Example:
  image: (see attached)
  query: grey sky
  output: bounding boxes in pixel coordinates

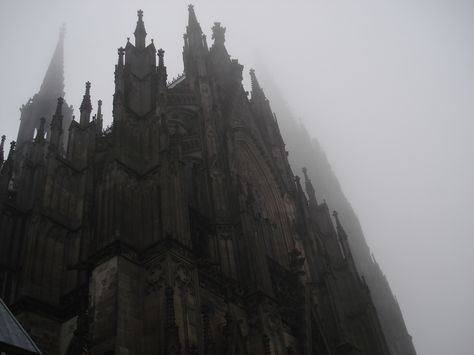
[0,1,473,354]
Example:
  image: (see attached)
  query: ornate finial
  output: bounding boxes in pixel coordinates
[118,47,125,66]
[118,47,125,57]
[1,135,5,145]
[212,22,226,45]
[134,9,147,48]
[97,100,103,116]
[157,48,165,67]
[127,37,130,42]
[187,4,202,35]
[85,81,91,94]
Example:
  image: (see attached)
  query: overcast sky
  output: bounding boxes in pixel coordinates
[0,1,473,354]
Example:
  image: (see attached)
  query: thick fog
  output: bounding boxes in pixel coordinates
[1,1,473,354]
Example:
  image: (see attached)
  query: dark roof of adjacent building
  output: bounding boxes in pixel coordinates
[0,298,42,354]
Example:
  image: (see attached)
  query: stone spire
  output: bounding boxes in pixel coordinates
[302,167,318,207]
[187,4,202,35]
[96,100,103,133]
[134,9,147,49]
[79,82,92,126]
[39,24,66,100]
[183,5,208,77]
[16,25,70,149]
[184,5,205,51]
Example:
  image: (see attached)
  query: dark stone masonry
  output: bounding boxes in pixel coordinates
[0,6,415,355]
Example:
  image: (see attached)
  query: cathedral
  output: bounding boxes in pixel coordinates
[0,6,413,355]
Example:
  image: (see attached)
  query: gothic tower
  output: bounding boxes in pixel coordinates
[0,7,393,355]
[15,25,73,173]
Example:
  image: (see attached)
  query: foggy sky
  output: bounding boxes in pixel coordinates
[1,1,473,354]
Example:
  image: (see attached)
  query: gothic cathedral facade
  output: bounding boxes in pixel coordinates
[0,7,391,355]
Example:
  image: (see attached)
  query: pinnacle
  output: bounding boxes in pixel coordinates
[80,81,92,114]
[134,9,147,48]
[188,4,200,28]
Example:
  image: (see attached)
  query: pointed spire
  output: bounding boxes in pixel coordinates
[34,117,46,143]
[96,100,103,133]
[187,4,202,34]
[302,167,318,206]
[212,22,226,47]
[39,24,66,99]
[184,4,205,52]
[0,135,5,165]
[49,97,64,154]
[79,82,92,126]
[183,5,208,76]
[134,9,147,49]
